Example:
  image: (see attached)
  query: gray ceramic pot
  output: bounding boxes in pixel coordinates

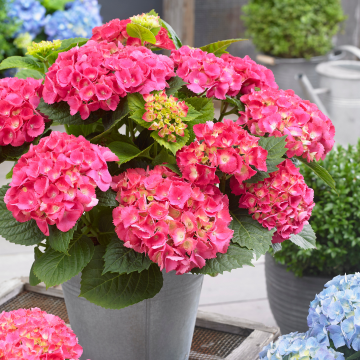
[62,271,204,360]
[265,253,331,335]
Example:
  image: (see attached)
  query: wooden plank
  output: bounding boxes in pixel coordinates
[225,330,274,360]
[182,0,194,47]
[196,310,279,335]
[0,278,24,306]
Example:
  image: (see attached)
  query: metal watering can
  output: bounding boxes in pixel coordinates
[298,45,360,146]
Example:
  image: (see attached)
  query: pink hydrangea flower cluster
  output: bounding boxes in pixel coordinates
[112,166,234,274]
[43,40,175,120]
[4,131,118,236]
[231,159,315,243]
[91,17,176,50]
[170,46,277,100]
[142,91,189,142]
[0,308,83,360]
[0,77,47,147]
[176,119,268,186]
[238,88,335,162]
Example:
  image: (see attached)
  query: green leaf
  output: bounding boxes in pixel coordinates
[290,224,317,250]
[95,188,118,208]
[345,351,360,360]
[182,97,215,143]
[0,56,44,72]
[151,129,189,156]
[29,247,44,286]
[1,142,30,161]
[271,243,282,253]
[225,96,245,111]
[128,93,146,112]
[0,185,45,246]
[58,37,88,50]
[159,163,181,175]
[5,165,14,179]
[15,69,44,79]
[230,208,274,259]
[37,98,103,125]
[108,141,153,164]
[192,243,254,275]
[48,224,77,253]
[126,23,157,44]
[152,148,176,166]
[97,208,115,246]
[166,76,187,96]
[295,156,336,191]
[258,135,288,173]
[103,238,152,275]
[129,109,152,129]
[200,39,246,57]
[147,9,159,16]
[33,234,94,288]
[65,122,103,138]
[80,246,163,309]
[159,19,182,49]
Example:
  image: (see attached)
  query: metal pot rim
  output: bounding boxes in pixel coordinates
[316,60,360,80]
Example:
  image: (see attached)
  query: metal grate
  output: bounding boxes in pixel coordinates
[189,326,252,359]
[0,291,252,359]
[0,291,69,324]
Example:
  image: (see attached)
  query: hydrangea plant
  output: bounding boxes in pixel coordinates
[0,11,337,309]
[260,332,345,360]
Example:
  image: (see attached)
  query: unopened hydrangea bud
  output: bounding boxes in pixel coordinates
[142,90,189,143]
[27,39,62,57]
[130,13,160,30]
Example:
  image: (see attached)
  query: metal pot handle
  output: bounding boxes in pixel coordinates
[330,45,360,60]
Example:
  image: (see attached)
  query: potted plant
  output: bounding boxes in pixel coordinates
[242,0,346,98]
[266,142,360,335]
[0,10,338,360]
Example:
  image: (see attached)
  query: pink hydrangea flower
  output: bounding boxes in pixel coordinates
[4,131,118,236]
[43,40,175,120]
[0,77,48,147]
[238,88,335,162]
[170,46,277,100]
[176,119,268,186]
[231,159,315,243]
[0,308,83,360]
[91,17,176,50]
[111,166,234,274]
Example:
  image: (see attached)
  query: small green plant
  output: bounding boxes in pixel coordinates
[274,141,360,277]
[242,0,346,58]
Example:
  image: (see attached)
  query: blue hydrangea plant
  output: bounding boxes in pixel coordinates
[259,332,345,360]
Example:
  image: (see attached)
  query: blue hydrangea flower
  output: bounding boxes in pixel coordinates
[308,273,360,353]
[259,332,345,360]
[7,0,46,38]
[44,0,102,40]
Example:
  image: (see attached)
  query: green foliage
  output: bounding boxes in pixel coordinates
[200,39,245,57]
[159,19,182,49]
[0,56,45,72]
[80,246,163,309]
[95,188,118,208]
[33,233,94,287]
[126,23,157,45]
[108,142,153,164]
[274,143,360,277]
[48,224,77,253]
[242,0,346,58]
[15,69,44,79]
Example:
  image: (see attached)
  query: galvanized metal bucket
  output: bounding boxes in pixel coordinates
[62,271,204,360]
[298,45,360,146]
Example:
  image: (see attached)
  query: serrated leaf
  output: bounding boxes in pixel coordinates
[127,93,146,112]
[0,185,45,245]
[37,98,103,125]
[0,56,44,72]
[103,238,152,275]
[147,9,159,16]
[230,209,274,259]
[108,141,153,164]
[58,37,88,50]
[33,234,94,288]
[289,224,316,250]
[245,171,269,184]
[159,163,181,175]
[95,188,118,207]
[29,247,43,286]
[126,23,157,44]
[166,76,187,96]
[1,142,30,160]
[225,96,245,111]
[65,122,103,138]
[80,246,163,309]
[97,208,115,246]
[192,243,254,275]
[159,19,182,49]
[48,224,77,253]
[271,243,282,253]
[152,148,176,166]
[151,129,189,156]
[15,69,44,79]
[258,135,287,173]
[183,97,215,143]
[200,39,246,57]
[295,155,336,191]
[129,109,152,129]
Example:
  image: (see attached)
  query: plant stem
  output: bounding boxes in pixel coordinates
[153,142,158,158]
[220,174,226,193]
[81,215,98,238]
[128,119,135,142]
[218,102,229,123]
